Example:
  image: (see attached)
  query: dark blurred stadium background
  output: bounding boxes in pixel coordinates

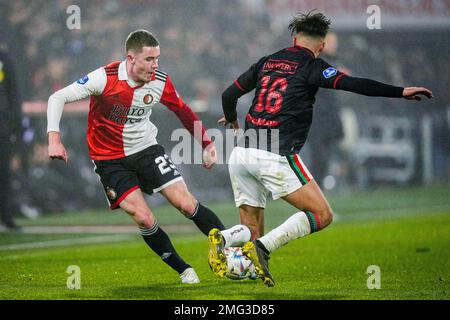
[1,0,449,218]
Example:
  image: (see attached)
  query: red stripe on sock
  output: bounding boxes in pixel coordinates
[311,211,321,231]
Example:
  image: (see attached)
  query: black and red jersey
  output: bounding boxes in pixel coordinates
[222,45,404,155]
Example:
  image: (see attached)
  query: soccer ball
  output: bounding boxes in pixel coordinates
[224,247,257,280]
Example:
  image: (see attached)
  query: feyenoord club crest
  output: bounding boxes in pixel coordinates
[143,94,153,105]
[106,187,117,200]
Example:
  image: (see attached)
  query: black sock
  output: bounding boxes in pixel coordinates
[256,240,270,255]
[187,202,225,235]
[140,223,190,274]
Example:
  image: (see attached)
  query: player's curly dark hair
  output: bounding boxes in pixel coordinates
[288,11,331,38]
[126,29,159,53]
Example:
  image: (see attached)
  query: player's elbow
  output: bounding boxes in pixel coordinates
[222,83,242,102]
[48,89,65,107]
[222,91,239,121]
[48,92,57,105]
[221,90,234,105]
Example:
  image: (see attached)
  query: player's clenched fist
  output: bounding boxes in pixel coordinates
[202,143,217,169]
[48,131,68,163]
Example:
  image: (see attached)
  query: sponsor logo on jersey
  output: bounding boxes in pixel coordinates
[108,104,146,125]
[246,114,280,127]
[322,67,337,79]
[263,59,299,74]
[76,75,89,85]
[106,187,117,200]
[143,94,154,105]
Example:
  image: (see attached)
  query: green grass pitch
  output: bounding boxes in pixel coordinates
[0,185,449,300]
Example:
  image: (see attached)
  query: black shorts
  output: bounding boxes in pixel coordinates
[93,144,183,209]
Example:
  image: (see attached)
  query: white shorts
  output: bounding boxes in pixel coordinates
[228,147,314,208]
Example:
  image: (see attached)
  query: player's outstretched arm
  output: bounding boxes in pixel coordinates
[402,87,434,101]
[309,59,434,101]
[333,76,434,100]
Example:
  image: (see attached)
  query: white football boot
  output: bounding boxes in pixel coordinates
[180,267,200,284]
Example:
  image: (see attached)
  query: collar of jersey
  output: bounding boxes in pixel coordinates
[294,45,315,58]
[118,60,155,88]
[118,60,128,81]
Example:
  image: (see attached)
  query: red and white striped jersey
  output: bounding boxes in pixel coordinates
[47,60,211,160]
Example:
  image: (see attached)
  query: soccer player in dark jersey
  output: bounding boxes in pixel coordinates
[207,12,433,286]
[47,30,240,284]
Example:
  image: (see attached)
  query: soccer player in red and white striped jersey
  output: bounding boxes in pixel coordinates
[47,30,226,284]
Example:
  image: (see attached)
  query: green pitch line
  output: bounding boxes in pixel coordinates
[0,212,448,300]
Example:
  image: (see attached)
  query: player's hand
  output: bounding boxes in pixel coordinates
[202,143,217,169]
[402,87,433,101]
[218,117,240,135]
[48,132,68,163]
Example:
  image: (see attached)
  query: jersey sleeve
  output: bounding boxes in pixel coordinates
[160,74,212,149]
[306,58,346,89]
[47,67,106,132]
[234,61,259,93]
[307,58,404,97]
[222,59,263,122]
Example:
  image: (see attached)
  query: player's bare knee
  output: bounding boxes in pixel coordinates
[178,197,198,217]
[128,208,154,228]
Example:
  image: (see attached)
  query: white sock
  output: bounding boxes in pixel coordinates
[258,211,311,253]
[221,224,251,248]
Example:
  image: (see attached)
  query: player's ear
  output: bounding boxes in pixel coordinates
[318,41,325,54]
[126,52,135,64]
